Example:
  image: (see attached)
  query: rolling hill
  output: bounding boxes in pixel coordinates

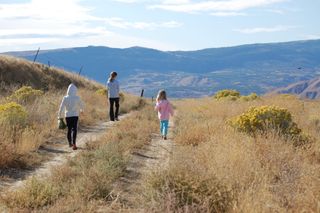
[274,76,320,99]
[3,39,320,98]
[0,55,102,94]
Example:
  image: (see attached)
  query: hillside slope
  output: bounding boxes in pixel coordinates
[274,76,320,99]
[3,39,320,97]
[0,55,101,94]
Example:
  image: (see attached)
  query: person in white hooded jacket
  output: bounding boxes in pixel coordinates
[58,83,84,150]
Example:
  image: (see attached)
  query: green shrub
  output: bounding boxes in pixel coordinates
[229,105,311,145]
[0,102,27,126]
[9,86,43,104]
[240,93,259,101]
[214,89,240,100]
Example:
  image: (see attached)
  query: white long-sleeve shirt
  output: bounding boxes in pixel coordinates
[107,79,120,98]
[58,84,85,118]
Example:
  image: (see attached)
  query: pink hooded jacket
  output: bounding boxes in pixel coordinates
[155,100,174,120]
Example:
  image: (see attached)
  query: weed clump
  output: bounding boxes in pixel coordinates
[9,86,43,104]
[1,177,61,209]
[240,93,259,101]
[147,169,232,212]
[95,88,107,96]
[0,102,27,126]
[229,105,311,145]
[214,89,240,100]
[214,90,260,101]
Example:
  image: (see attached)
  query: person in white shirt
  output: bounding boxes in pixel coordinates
[106,71,120,121]
[58,83,84,150]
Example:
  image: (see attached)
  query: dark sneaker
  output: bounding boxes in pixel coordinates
[164,136,167,140]
[72,144,78,150]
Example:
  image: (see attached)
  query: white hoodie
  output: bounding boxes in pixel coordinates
[58,84,85,118]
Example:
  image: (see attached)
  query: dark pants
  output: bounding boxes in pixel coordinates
[109,98,120,121]
[66,116,78,145]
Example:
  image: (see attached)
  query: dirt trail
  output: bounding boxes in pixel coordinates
[0,114,129,194]
[108,120,175,211]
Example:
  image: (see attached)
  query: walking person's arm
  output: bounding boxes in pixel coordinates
[79,98,85,115]
[58,97,66,119]
[155,101,161,111]
[116,80,120,97]
[169,103,174,116]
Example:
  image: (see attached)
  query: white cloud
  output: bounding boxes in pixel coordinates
[210,12,247,16]
[111,0,159,4]
[104,18,182,30]
[0,0,96,24]
[0,0,181,52]
[303,34,320,40]
[234,25,296,34]
[162,0,191,4]
[148,0,288,13]
[265,9,285,14]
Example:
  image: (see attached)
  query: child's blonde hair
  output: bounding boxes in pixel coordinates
[156,90,167,102]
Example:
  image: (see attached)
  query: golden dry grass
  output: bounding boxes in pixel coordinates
[0,55,101,93]
[0,104,159,212]
[144,95,320,212]
[0,55,142,169]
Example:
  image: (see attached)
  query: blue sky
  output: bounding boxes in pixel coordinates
[0,0,319,52]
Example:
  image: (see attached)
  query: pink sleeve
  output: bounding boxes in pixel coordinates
[155,102,160,111]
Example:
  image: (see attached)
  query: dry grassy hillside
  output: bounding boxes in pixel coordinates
[0,56,141,169]
[0,55,101,94]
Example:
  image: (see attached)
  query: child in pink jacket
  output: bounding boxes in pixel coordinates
[155,90,174,140]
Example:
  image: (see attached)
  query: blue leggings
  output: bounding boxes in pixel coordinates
[160,120,169,136]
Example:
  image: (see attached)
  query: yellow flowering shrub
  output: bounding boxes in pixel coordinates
[214,89,240,100]
[0,102,27,126]
[9,86,43,104]
[95,88,107,96]
[240,93,259,101]
[229,105,310,145]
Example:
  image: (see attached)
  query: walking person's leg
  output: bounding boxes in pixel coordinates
[66,117,73,147]
[160,120,165,138]
[109,98,115,121]
[71,117,79,148]
[163,120,169,140]
[115,98,120,120]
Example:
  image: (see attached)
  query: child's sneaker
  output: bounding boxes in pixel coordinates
[164,136,167,140]
[72,144,78,150]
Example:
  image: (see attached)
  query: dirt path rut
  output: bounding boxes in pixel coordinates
[108,121,175,211]
[0,114,129,193]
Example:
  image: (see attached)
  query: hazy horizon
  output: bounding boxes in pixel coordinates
[2,38,319,54]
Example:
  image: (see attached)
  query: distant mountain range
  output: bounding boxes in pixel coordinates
[2,39,320,98]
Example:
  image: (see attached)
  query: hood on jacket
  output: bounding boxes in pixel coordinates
[66,84,77,96]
